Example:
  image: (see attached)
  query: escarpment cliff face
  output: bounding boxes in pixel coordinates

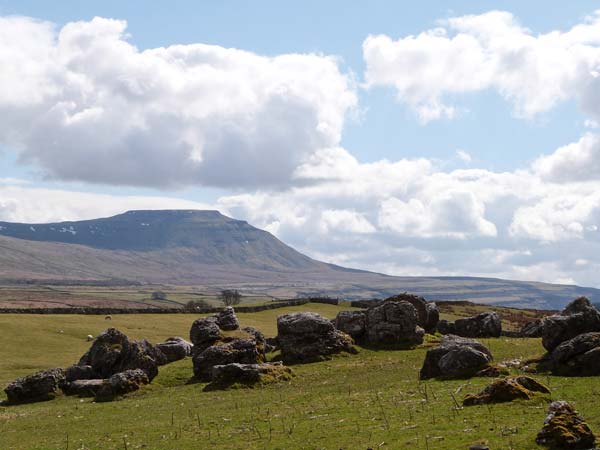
[0,209,598,308]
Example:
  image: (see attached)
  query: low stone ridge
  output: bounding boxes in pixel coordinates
[541,297,600,352]
[156,336,193,364]
[382,293,439,333]
[463,376,550,406]
[536,401,596,449]
[451,312,502,338]
[420,335,493,380]
[548,332,600,376]
[277,312,357,364]
[4,368,65,404]
[77,328,166,381]
[205,362,293,390]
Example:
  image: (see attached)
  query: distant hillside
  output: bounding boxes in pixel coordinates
[0,210,598,309]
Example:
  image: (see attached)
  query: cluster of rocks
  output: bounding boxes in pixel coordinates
[420,335,493,380]
[437,311,502,338]
[334,295,439,349]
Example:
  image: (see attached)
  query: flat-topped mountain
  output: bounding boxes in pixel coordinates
[0,210,598,309]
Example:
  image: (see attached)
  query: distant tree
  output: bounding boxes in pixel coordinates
[151,291,167,301]
[219,289,242,306]
[185,299,211,311]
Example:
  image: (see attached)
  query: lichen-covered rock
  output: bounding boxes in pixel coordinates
[549,332,600,376]
[193,337,264,381]
[4,368,65,404]
[205,362,293,390]
[94,369,150,402]
[156,336,193,364]
[77,328,165,381]
[333,310,367,340]
[365,302,424,348]
[420,335,492,380]
[383,293,439,333]
[454,312,502,338]
[189,316,222,353]
[65,364,98,382]
[463,376,550,406]
[277,312,357,364]
[216,306,240,331]
[536,401,596,449]
[541,298,600,352]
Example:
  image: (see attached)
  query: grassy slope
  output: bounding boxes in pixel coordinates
[1,304,599,449]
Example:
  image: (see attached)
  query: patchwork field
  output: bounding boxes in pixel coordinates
[1,303,597,449]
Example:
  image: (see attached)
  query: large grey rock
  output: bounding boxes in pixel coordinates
[206,362,293,390]
[189,316,222,353]
[95,369,150,402]
[549,332,600,376]
[156,337,193,364]
[4,368,65,404]
[277,312,356,364]
[333,310,367,340]
[454,312,502,338]
[216,306,240,331]
[62,379,105,397]
[365,301,424,348]
[536,401,596,449]
[437,319,456,335]
[65,364,98,382]
[420,335,492,380]
[383,294,439,333]
[193,337,264,381]
[77,328,165,381]
[541,297,600,352]
[520,319,545,338]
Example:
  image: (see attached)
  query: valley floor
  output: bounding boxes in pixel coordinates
[0,304,597,449]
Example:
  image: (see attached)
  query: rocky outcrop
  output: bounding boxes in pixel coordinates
[156,337,193,364]
[420,335,493,380]
[365,302,425,348]
[520,319,545,338]
[536,401,596,449]
[541,297,600,352]
[189,316,222,353]
[94,369,150,402]
[453,312,502,338]
[383,294,439,333]
[333,310,367,340]
[4,368,65,404]
[192,336,264,381]
[548,332,600,376]
[277,312,356,364]
[463,376,550,406]
[77,328,166,381]
[205,362,293,390]
[437,319,456,335]
[216,306,240,331]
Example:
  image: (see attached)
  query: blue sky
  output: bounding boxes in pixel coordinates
[2,1,600,286]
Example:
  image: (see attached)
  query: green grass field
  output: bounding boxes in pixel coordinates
[1,303,598,449]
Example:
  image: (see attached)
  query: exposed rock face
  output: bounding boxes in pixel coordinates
[383,294,439,333]
[277,312,356,364]
[536,401,596,449]
[420,335,492,380]
[453,312,502,338]
[62,379,105,397]
[65,364,98,382]
[77,328,165,381]
[365,302,425,348]
[205,362,293,390]
[541,297,600,352]
[437,319,456,335]
[156,337,193,364]
[193,337,264,381]
[95,369,150,402]
[463,376,550,406]
[216,306,240,331]
[4,368,65,404]
[189,316,222,353]
[520,319,545,338]
[549,332,600,376]
[333,310,367,340]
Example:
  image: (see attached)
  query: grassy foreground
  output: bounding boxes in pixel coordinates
[1,304,599,449]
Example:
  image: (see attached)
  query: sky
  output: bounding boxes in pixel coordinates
[2,1,600,287]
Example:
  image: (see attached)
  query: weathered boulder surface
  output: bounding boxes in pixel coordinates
[437,319,456,335]
[156,336,193,364]
[453,312,502,338]
[216,306,240,331]
[420,335,492,380]
[62,379,105,397]
[536,401,596,449]
[193,337,264,381]
[520,319,545,338]
[365,302,425,348]
[77,328,166,381]
[541,297,600,352]
[548,332,600,376]
[383,294,439,333]
[205,362,293,390]
[189,316,222,353]
[463,376,550,406]
[333,310,367,340]
[65,364,98,382]
[95,369,150,402]
[277,312,356,364]
[4,368,65,404]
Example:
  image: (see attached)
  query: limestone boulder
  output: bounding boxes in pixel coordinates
[536,401,596,449]
[205,362,293,390]
[333,310,366,340]
[549,332,600,376]
[420,335,492,380]
[156,336,193,364]
[192,337,264,381]
[383,294,439,333]
[454,312,502,338]
[365,301,424,348]
[4,368,65,404]
[463,376,550,406]
[541,297,600,352]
